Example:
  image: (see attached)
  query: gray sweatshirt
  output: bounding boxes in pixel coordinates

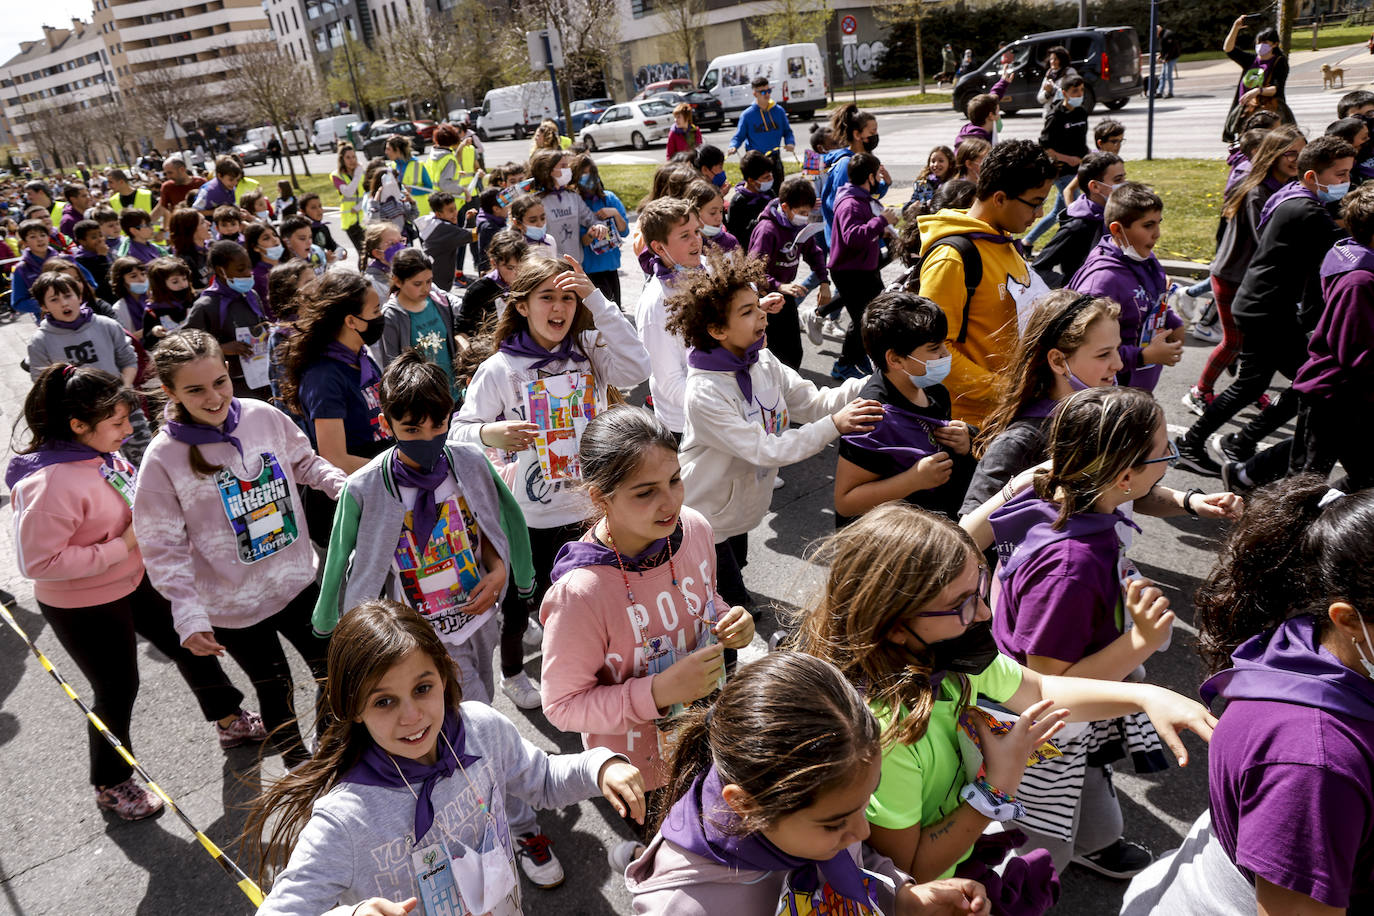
[258,701,621,916]
[26,314,136,380]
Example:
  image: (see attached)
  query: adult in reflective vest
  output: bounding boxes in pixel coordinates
[24,181,63,226]
[425,123,478,197]
[233,175,262,206]
[105,169,163,224]
[331,143,365,253]
[385,135,431,216]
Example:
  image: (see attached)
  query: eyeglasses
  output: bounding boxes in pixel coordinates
[1100,136,1124,146]
[1013,196,1046,211]
[1139,439,1180,467]
[908,566,992,627]
[1280,150,1301,160]
[757,87,772,95]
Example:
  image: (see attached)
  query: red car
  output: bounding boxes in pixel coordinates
[414,120,437,141]
[631,79,693,101]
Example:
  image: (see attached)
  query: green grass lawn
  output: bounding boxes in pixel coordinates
[258,172,336,198]
[839,92,953,109]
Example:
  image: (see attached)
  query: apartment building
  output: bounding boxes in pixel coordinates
[0,19,118,161]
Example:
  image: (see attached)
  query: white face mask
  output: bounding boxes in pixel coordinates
[789,211,810,227]
[554,168,572,188]
[1114,233,1149,262]
[699,222,722,237]
[1355,615,1374,680]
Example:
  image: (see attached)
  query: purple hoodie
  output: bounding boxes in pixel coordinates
[827,184,888,272]
[1257,181,1318,230]
[1068,236,1180,391]
[193,177,237,211]
[1293,238,1374,402]
[747,199,828,289]
[1224,147,1253,199]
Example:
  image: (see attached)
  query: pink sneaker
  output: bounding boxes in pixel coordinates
[217,708,268,749]
[96,777,163,821]
[1256,393,1273,410]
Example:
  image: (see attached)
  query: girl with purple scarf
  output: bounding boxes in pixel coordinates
[1123,478,1374,914]
[628,652,992,915]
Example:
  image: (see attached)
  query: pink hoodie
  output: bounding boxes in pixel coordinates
[12,457,144,608]
[539,506,725,789]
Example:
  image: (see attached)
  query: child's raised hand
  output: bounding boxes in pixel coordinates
[598,759,647,824]
[714,605,755,649]
[556,255,596,298]
[1192,490,1244,521]
[910,451,954,490]
[652,643,726,710]
[933,420,972,455]
[1143,335,1183,367]
[1136,685,1218,767]
[481,420,539,451]
[596,206,619,219]
[1125,577,1174,651]
[832,398,885,435]
[759,292,786,314]
[882,207,900,226]
[353,897,418,916]
[974,698,1068,794]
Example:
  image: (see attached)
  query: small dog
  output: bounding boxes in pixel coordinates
[1323,64,1346,90]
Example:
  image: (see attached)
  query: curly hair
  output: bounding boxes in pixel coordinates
[664,248,768,350]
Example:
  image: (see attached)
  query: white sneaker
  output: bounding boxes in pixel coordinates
[772,476,784,490]
[822,318,845,341]
[608,839,642,875]
[523,618,544,650]
[501,672,543,709]
[516,832,565,888]
[802,304,823,345]
[1189,321,1222,345]
[1170,286,1195,321]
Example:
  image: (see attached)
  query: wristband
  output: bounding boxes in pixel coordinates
[1183,488,1202,517]
[959,779,1025,822]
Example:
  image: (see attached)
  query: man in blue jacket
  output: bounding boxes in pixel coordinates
[727,76,795,190]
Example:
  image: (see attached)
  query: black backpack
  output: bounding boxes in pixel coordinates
[916,234,983,343]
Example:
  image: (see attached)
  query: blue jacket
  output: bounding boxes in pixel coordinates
[729,102,795,158]
[819,148,889,247]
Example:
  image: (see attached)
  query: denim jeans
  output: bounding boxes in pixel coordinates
[1025,173,1074,246]
[1160,59,1177,96]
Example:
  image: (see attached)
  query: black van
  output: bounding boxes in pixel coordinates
[951,26,1142,117]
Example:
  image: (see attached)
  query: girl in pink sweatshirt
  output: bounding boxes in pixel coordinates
[539,406,754,853]
[7,364,259,821]
[133,330,347,768]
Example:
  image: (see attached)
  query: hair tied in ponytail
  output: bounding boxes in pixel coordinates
[1320,488,1347,510]
[62,364,76,379]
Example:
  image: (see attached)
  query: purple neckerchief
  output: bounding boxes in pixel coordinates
[549,522,686,583]
[1064,194,1103,222]
[125,240,164,263]
[17,248,50,283]
[203,278,266,327]
[842,399,947,471]
[1257,181,1317,230]
[1226,147,1248,169]
[649,253,679,283]
[484,269,507,290]
[325,341,380,388]
[686,337,765,403]
[339,706,480,842]
[1202,615,1374,720]
[703,229,739,253]
[1017,397,1059,420]
[5,440,114,490]
[990,489,1139,580]
[475,212,506,232]
[45,304,94,331]
[731,183,772,210]
[1319,238,1374,280]
[498,329,589,371]
[1224,159,1254,198]
[390,447,450,544]
[637,245,656,276]
[660,766,879,910]
[163,398,244,458]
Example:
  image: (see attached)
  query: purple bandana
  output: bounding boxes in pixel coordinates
[125,240,165,263]
[1319,238,1374,280]
[498,329,589,371]
[163,398,244,458]
[1064,194,1103,222]
[842,401,946,471]
[325,341,381,388]
[660,766,879,910]
[5,440,115,490]
[45,304,94,330]
[484,269,508,291]
[390,447,450,544]
[1017,397,1059,420]
[549,523,685,583]
[990,489,1139,580]
[340,707,480,842]
[686,337,765,403]
[1258,181,1318,230]
[203,277,266,328]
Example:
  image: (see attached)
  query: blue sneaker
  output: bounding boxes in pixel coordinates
[830,361,868,381]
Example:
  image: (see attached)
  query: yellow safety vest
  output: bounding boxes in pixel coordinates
[331,169,363,229]
[233,176,261,205]
[424,146,477,194]
[49,201,64,224]
[107,188,153,214]
[395,158,431,216]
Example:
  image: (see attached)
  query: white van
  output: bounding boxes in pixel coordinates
[311,115,355,153]
[245,125,309,154]
[700,43,828,121]
[475,82,558,141]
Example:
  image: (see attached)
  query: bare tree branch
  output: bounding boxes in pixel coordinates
[749,0,834,49]
[653,0,706,83]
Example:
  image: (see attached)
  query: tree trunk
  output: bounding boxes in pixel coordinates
[1278,0,1298,54]
[915,14,926,95]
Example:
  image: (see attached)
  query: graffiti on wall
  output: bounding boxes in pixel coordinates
[635,61,691,90]
[842,40,887,79]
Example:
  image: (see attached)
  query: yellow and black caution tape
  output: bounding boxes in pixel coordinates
[0,599,265,907]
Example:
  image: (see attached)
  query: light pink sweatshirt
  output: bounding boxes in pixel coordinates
[12,457,144,608]
[539,506,726,789]
[133,399,346,643]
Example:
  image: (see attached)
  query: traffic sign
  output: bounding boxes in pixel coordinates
[842,33,858,46]
[841,15,857,34]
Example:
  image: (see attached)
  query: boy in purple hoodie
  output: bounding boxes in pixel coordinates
[184,240,272,399]
[747,176,831,369]
[954,77,1010,151]
[1033,151,1124,288]
[827,152,899,380]
[191,156,242,212]
[1068,182,1183,391]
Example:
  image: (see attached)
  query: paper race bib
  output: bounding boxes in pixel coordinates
[525,370,600,482]
[236,325,271,392]
[1006,269,1052,335]
[395,495,487,646]
[772,866,887,916]
[214,451,297,563]
[99,460,138,507]
[412,839,464,916]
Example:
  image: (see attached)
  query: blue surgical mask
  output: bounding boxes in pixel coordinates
[264,243,285,261]
[758,178,774,193]
[578,173,595,189]
[226,275,255,294]
[699,222,722,237]
[1319,181,1350,204]
[711,170,728,188]
[128,280,149,295]
[525,225,546,242]
[908,354,952,388]
[1066,95,1084,109]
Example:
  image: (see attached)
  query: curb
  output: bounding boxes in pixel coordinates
[1160,257,1209,279]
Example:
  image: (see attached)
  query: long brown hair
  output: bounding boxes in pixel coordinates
[278,269,373,415]
[791,504,982,748]
[1223,125,1305,219]
[241,599,462,879]
[975,290,1120,457]
[152,329,228,476]
[14,364,136,454]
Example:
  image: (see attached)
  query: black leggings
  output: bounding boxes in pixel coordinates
[500,521,584,677]
[831,268,886,369]
[587,270,622,309]
[38,575,244,788]
[768,293,803,370]
[212,581,329,766]
[1183,331,1304,446]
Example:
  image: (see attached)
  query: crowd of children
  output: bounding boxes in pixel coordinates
[5,48,1374,914]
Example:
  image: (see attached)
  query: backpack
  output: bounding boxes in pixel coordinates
[915,234,983,343]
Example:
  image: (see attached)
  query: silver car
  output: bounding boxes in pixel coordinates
[579,99,674,151]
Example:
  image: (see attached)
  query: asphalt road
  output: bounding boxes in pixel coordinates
[0,43,1351,916]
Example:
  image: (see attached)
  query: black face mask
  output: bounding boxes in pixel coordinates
[902,620,1000,676]
[355,313,386,346]
[862,134,880,153]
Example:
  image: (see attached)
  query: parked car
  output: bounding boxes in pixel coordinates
[699,44,826,121]
[632,79,693,101]
[475,81,559,141]
[446,108,472,128]
[232,142,267,166]
[951,26,1141,116]
[570,98,615,133]
[362,120,428,159]
[244,125,308,154]
[311,114,355,153]
[648,90,725,132]
[579,99,674,151]
[414,120,437,141]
